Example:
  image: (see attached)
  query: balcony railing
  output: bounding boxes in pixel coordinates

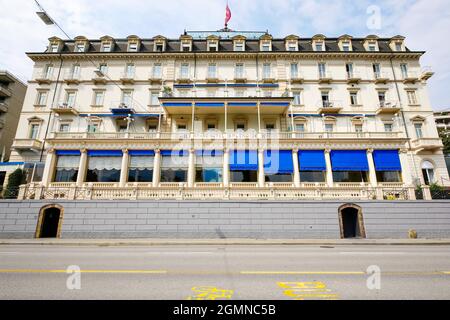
[234,71,247,82]
[402,71,419,83]
[18,184,417,201]
[317,100,342,113]
[12,139,43,151]
[49,131,405,141]
[120,72,135,84]
[64,71,80,84]
[346,71,361,83]
[52,103,79,115]
[290,72,304,83]
[376,101,401,114]
[318,71,332,83]
[148,72,163,83]
[410,137,444,151]
[420,66,434,80]
[374,71,390,83]
[35,72,53,84]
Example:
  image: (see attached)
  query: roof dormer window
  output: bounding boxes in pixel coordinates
[342,42,351,52]
[128,42,138,52]
[315,42,324,51]
[181,42,191,52]
[261,43,271,51]
[234,42,244,51]
[76,43,85,52]
[233,36,246,52]
[153,36,167,52]
[368,42,376,51]
[50,44,59,53]
[102,42,111,52]
[284,35,299,51]
[208,41,218,52]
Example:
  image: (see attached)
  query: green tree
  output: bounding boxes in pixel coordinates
[3,168,25,199]
[438,128,450,154]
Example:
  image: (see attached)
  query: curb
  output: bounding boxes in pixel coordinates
[1,239,450,246]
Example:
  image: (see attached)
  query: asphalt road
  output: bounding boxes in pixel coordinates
[1,245,450,300]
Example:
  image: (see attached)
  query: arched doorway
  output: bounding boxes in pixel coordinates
[338,204,366,239]
[36,205,64,238]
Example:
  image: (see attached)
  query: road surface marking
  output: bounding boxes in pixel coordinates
[241,271,365,275]
[0,269,167,274]
[278,282,339,300]
[186,286,234,300]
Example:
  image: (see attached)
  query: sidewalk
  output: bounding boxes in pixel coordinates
[1,238,450,246]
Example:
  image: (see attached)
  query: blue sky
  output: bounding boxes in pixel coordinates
[0,0,449,110]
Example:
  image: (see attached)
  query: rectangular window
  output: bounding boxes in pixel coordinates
[354,124,363,132]
[384,123,393,132]
[29,124,40,139]
[295,123,305,132]
[400,64,408,78]
[87,123,99,133]
[128,156,154,183]
[50,44,59,53]
[318,63,326,78]
[346,63,354,78]
[234,42,244,51]
[182,44,191,52]
[342,42,350,51]
[288,43,297,51]
[93,91,104,106]
[293,92,301,105]
[407,91,418,105]
[333,171,368,182]
[37,91,47,106]
[155,44,164,52]
[235,63,244,78]
[65,92,76,107]
[395,43,402,51]
[262,43,270,51]
[160,154,188,183]
[315,43,323,51]
[128,43,138,52]
[59,123,70,132]
[378,92,386,106]
[290,63,298,78]
[99,63,108,75]
[86,156,121,182]
[76,44,85,52]
[71,65,80,78]
[153,63,162,78]
[102,43,111,52]
[195,154,223,183]
[180,63,189,78]
[350,92,358,105]
[125,64,135,78]
[54,156,79,182]
[263,63,271,79]
[414,123,423,138]
[150,92,159,105]
[325,123,334,132]
[121,91,133,106]
[208,64,217,78]
[321,92,330,107]
[368,43,376,51]
[373,63,381,77]
[44,65,53,79]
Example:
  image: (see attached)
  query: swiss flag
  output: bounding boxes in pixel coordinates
[225,4,231,26]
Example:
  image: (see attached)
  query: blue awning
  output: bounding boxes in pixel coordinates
[298,150,326,171]
[56,150,81,156]
[264,150,293,174]
[129,150,155,156]
[195,150,224,157]
[331,150,369,171]
[230,150,258,171]
[87,150,123,157]
[373,150,402,171]
[161,150,189,157]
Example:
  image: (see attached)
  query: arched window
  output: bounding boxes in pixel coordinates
[422,161,435,185]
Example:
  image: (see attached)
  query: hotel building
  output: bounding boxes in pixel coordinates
[10,30,450,201]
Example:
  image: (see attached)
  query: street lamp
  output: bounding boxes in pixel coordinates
[36,11,54,25]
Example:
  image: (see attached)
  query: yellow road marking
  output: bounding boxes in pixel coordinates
[241,271,365,275]
[0,269,167,274]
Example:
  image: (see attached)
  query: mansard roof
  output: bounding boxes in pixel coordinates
[33,31,420,55]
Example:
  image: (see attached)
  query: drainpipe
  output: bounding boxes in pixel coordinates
[389,56,420,185]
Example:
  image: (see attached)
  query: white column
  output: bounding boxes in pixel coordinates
[366,149,378,187]
[76,149,88,187]
[188,148,195,187]
[399,149,412,186]
[324,149,334,187]
[152,149,161,187]
[119,149,129,187]
[292,148,300,187]
[223,148,230,187]
[258,148,265,187]
[41,149,56,187]
[257,102,261,133]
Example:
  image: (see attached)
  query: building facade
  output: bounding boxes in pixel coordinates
[0,71,27,191]
[10,30,450,201]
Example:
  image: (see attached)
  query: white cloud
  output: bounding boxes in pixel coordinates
[0,0,448,109]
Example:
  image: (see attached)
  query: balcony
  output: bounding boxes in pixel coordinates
[148,72,163,84]
[346,71,361,84]
[205,72,220,83]
[49,130,404,142]
[374,71,390,84]
[261,73,276,83]
[420,67,434,81]
[176,74,192,84]
[318,71,332,84]
[110,102,136,115]
[35,72,53,84]
[92,71,107,84]
[402,72,419,84]
[52,103,79,115]
[410,137,444,152]
[376,101,401,115]
[290,72,304,84]
[64,71,80,84]
[317,100,342,114]
[120,72,135,84]
[12,139,43,152]
[0,101,8,113]
[234,72,247,83]
[0,84,11,97]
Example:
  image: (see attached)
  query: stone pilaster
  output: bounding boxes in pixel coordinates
[76,148,88,187]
